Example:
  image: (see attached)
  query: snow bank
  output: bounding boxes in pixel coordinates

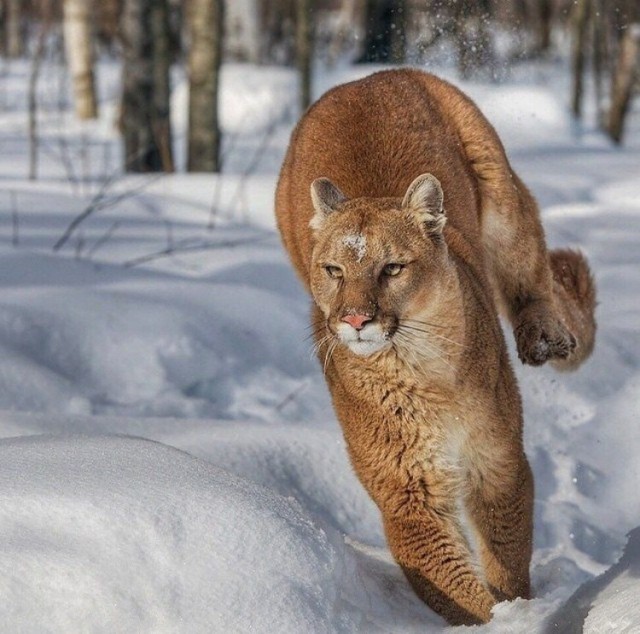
[0,434,348,633]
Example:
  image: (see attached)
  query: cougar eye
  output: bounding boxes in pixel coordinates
[325,265,343,279]
[383,263,404,277]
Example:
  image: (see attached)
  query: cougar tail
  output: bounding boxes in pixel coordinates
[549,249,597,371]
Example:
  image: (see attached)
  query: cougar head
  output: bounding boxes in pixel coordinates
[309,173,452,358]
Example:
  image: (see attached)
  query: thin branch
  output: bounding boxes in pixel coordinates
[53,171,162,252]
[123,235,269,268]
[10,190,19,246]
[85,220,121,259]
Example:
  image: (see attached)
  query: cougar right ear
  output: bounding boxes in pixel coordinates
[310,178,347,231]
[402,173,446,235]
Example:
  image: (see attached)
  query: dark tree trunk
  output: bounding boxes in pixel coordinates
[571,0,590,118]
[537,0,553,53]
[120,0,173,173]
[7,0,23,58]
[187,0,224,173]
[296,0,313,112]
[453,0,494,80]
[607,23,640,143]
[357,0,406,64]
[591,0,607,125]
[151,0,174,171]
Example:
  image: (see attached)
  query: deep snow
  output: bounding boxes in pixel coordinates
[0,56,638,632]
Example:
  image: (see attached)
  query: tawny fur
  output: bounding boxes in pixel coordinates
[275,69,596,626]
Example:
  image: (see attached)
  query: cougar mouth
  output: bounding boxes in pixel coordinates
[335,320,393,357]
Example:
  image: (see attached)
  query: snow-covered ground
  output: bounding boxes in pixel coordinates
[0,56,639,632]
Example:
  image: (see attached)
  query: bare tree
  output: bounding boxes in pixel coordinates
[591,0,607,125]
[6,0,23,58]
[296,0,313,111]
[187,0,224,172]
[29,0,55,180]
[570,0,590,118]
[452,0,494,80]
[357,0,406,63]
[606,23,640,143]
[120,0,174,172]
[63,0,98,119]
[536,0,553,54]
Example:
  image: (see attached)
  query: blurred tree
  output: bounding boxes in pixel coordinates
[6,0,23,58]
[570,0,590,117]
[296,0,313,111]
[226,0,260,62]
[187,0,224,172]
[260,0,295,65]
[452,0,494,80]
[63,0,98,119]
[536,0,553,54]
[357,0,406,63]
[606,14,640,143]
[121,0,174,172]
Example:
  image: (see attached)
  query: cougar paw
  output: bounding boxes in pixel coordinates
[514,315,576,366]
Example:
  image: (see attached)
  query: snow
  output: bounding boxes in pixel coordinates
[342,233,368,262]
[0,56,639,632]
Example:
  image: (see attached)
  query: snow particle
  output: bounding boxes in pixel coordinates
[342,234,367,262]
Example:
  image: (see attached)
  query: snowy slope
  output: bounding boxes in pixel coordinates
[0,59,638,632]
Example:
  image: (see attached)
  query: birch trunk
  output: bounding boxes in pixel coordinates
[187,0,224,172]
[607,23,640,143]
[63,0,98,120]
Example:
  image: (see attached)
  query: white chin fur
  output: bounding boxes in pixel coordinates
[345,339,389,357]
[336,323,389,357]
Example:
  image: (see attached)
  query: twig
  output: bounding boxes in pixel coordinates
[207,106,270,231]
[85,220,121,259]
[274,380,309,413]
[10,190,18,246]
[227,114,281,220]
[74,230,85,259]
[53,171,162,252]
[123,235,269,268]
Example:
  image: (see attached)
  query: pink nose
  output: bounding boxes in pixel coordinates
[342,314,372,330]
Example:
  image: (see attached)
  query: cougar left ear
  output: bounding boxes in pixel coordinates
[402,173,446,235]
[310,178,347,231]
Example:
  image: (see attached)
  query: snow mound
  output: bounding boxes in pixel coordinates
[548,527,640,633]
[0,434,348,633]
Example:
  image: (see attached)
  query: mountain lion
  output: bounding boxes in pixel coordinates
[275,69,596,625]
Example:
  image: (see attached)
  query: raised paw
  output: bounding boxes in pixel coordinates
[514,310,576,366]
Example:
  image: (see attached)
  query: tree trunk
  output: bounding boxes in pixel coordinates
[296,0,313,112]
[571,0,590,118]
[120,0,173,173]
[357,0,406,64]
[537,0,553,53]
[6,0,23,58]
[591,0,606,125]
[150,0,174,171]
[63,0,98,120]
[187,0,224,172]
[607,23,640,143]
[453,0,494,80]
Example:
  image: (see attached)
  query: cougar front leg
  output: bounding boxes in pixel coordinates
[384,511,496,625]
[467,458,534,601]
[481,172,575,366]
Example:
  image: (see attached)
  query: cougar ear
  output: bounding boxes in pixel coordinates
[310,178,347,231]
[402,173,446,235]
